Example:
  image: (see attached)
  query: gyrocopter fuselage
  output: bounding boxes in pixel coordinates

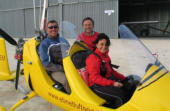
[0,0,170,111]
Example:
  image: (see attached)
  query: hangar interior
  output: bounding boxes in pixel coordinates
[119,0,170,37]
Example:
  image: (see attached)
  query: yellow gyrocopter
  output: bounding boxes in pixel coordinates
[0,37,16,81]
[0,0,170,111]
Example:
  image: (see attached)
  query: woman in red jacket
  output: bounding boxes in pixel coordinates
[76,17,99,51]
[86,33,135,108]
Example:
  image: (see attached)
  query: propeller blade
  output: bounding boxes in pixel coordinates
[15,60,21,90]
[0,28,17,46]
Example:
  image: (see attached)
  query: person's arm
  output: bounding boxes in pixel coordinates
[39,39,65,72]
[39,41,50,67]
[86,57,115,86]
[112,68,126,81]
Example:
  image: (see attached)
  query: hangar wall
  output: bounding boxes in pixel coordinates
[0,0,118,38]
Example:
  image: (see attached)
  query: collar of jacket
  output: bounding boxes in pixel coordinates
[94,48,109,58]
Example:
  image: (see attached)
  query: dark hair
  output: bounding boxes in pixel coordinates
[47,20,58,25]
[93,33,110,46]
[82,17,94,26]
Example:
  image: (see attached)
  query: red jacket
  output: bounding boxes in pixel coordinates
[86,49,126,87]
[77,32,98,51]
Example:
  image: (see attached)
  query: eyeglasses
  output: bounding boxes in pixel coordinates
[48,25,58,29]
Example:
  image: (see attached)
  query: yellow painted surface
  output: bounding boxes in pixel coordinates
[0,38,15,81]
[22,39,170,111]
[2,38,170,111]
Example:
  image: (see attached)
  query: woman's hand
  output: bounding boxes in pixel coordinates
[114,82,123,88]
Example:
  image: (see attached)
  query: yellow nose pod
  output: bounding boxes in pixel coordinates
[0,106,7,111]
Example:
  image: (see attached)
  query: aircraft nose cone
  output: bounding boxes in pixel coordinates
[0,106,7,111]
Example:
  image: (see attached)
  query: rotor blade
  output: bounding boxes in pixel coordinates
[15,60,21,90]
[0,28,17,46]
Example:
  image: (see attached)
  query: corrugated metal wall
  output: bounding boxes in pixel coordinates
[0,0,40,38]
[0,0,118,38]
[0,10,25,37]
[62,0,118,38]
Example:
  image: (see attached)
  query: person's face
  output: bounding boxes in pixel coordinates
[82,20,94,34]
[96,39,109,54]
[47,22,59,38]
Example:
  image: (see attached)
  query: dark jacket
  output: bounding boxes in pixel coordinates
[86,49,126,87]
[39,36,70,67]
[38,36,70,72]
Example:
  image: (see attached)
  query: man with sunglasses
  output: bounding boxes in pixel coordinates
[39,20,70,92]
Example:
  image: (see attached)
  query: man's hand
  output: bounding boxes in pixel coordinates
[114,82,123,88]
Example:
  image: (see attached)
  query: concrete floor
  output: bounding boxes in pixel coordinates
[0,37,170,111]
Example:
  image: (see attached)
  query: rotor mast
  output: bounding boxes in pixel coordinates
[40,0,49,33]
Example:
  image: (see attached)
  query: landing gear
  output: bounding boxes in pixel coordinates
[0,92,37,111]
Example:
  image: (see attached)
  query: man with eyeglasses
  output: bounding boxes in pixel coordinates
[39,20,70,93]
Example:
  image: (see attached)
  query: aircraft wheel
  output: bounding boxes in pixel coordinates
[0,106,7,111]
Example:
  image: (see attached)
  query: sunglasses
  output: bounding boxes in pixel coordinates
[48,25,58,29]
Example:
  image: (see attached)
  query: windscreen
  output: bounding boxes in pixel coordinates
[59,21,78,58]
[118,24,169,79]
